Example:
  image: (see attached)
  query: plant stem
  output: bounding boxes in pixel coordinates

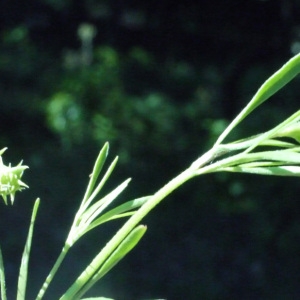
[35,244,70,300]
[60,167,198,299]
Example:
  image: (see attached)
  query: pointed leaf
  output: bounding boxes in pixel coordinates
[247,148,300,164]
[79,157,118,216]
[69,179,132,245]
[74,225,147,300]
[0,246,7,300]
[215,53,300,146]
[82,143,109,205]
[222,165,300,177]
[89,196,150,227]
[86,157,119,207]
[243,110,300,154]
[80,179,131,227]
[17,198,40,300]
[96,225,147,278]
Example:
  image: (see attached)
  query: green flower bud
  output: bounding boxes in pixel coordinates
[0,148,28,205]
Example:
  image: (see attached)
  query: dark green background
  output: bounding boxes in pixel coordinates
[1,0,300,299]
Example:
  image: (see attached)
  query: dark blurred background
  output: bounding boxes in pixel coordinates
[1,0,300,299]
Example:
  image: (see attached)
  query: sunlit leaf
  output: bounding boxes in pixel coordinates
[96,225,147,278]
[17,198,40,300]
[73,225,147,300]
[274,122,300,143]
[81,143,110,205]
[221,165,300,177]
[88,196,150,227]
[215,53,300,146]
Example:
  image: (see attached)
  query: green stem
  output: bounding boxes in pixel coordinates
[35,244,70,300]
[60,167,198,299]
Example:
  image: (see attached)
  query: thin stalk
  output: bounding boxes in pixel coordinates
[35,244,70,300]
[60,167,198,299]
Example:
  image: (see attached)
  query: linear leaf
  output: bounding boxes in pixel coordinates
[0,246,7,300]
[82,143,109,205]
[222,165,300,176]
[74,225,147,300]
[90,196,150,225]
[17,198,40,300]
[215,53,300,146]
[81,197,150,233]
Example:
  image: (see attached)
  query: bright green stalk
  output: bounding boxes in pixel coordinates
[60,167,197,299]
[35,244,70,300]
[61,109,300,299]
[36,146,130,300]
[14,53,300,299]
[61,111,300,298]
[74,225,147,299]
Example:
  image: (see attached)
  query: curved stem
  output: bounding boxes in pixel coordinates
[60,167,197,299]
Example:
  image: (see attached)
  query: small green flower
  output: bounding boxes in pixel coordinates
[0,148,29,205]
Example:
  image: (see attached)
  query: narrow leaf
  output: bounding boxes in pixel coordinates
[75,225,147,300]
[79,179,131,228]
[222,165,300,177]
[87,157,119,205]
[215,53,300,146]
[79,157,119,216]
[0,246,7,300]
[97,225,147,277]
[82,197,150,233]
[81,143,109,205]
[246,148,300,164]
[0,148,7,156]
[70,179,132,245]
[17,198,40,300]
[89,196,150,226]
[243,110,300,154]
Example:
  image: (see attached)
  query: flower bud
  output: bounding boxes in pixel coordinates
[0,149,28,205]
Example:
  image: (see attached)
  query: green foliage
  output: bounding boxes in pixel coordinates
[46,93,84,147]
[46,46,125,146]
[44,43,213,161]
[0,27,36,78]
[1,52,300,299]
[214,54,300,146]
[17,198,40,300]
[0,2,299,298]
[68,225,147,299]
